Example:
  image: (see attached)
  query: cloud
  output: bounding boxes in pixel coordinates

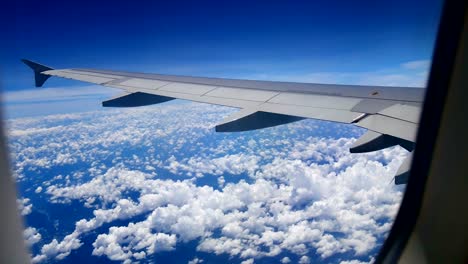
[188,257,204,264]
[166,153,260,177]
[33,231,82,262]
[299,255,311,264]
[2,85,119,104]
[17,198,32,216]
[340,259,372,264]
[401,60,431,70]
[35,145,403,262]
[9,102,405,263]
[2,85,121,118]
[92,224,177,261]
[23,227,42,246]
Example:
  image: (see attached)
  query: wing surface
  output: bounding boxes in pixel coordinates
[23,59,423,184]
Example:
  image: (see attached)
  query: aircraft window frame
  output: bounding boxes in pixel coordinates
[1,1,463,263]
[375,0,466,262]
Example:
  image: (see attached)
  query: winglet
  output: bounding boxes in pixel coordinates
[21,59,54,87]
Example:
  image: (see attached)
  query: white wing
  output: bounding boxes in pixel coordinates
[23,59,423,184]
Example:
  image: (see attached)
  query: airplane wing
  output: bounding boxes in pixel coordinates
[22,59,423,184]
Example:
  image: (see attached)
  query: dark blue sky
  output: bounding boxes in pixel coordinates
[2,0,443,90]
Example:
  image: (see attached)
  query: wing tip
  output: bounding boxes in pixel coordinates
[21,59,54,87]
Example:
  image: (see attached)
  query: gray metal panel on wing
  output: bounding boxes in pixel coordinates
[351,99,402,114]
[205,87,279,102]
[268,93,362,110]
[378,104,421,123]
[159,83,216,95]
[118,78,169,90]
[108,85,263,109]
[44,70,116,84]
[355,114,418,142]
[61,70,125,79]
[71,68,425,102]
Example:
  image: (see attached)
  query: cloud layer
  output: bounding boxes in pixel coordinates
[8,102,407,263]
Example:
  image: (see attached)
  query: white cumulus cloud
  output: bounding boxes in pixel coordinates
[8,102,406,263]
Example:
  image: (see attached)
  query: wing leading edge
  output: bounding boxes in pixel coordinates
[22,59,423,184]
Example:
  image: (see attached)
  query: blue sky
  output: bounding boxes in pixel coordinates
[3,0,442,91]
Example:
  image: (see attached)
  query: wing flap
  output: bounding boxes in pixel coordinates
[378,104,421,123]
[356,114,418,142]
[258,103,362,123]
[351,99,400,114]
